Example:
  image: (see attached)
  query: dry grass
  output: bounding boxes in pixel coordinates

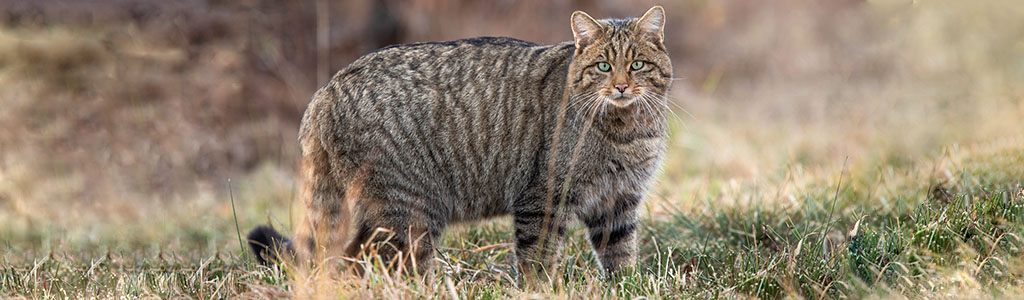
[2,0,1024,299]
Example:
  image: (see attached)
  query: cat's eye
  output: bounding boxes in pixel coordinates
[597,62,611,72]
[631,61,644,71]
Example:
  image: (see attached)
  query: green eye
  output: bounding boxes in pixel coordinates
[631,61,644,71]
[597,62,611,72]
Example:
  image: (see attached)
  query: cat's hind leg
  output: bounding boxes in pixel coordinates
[344,194,445,275]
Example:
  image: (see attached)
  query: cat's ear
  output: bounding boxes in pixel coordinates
[571,11,602,50]
[636,6,666,44]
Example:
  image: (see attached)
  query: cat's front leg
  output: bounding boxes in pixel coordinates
[581,192,642,274]
[511,201,569,281]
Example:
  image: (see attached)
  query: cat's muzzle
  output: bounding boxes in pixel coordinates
[607,92,635,107]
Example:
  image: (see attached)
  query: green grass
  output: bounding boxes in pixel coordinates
[3,145,1022,299]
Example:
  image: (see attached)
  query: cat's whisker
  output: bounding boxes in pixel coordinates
[667,101,694,122]
[598,100,609,125]
[567,92,597,111]
[643,97,655,124]
[656,99,683,127]
[591,97,604,122]
[582,101,594,124]
[658,93,697,122]
[660,103,678,128]
[644,94,670,126]
[638,92,685,130]
[574,101,591,125]
[575,95,600,126]
[629,100,642,127]
[645,94,670,116]
[579,97,598,127]
[645,91,688,125]
[644,100,657,125]
[565,93,584,108]
[568,93,590,120]
[636,95,653,123]
[637,93,653,115]
[574,94,601,125]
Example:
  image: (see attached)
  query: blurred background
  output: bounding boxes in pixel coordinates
[1,0,1022,252]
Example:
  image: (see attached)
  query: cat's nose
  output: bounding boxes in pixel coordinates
[614,83,629,93]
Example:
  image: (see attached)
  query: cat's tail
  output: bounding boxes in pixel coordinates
[246,225,295,266]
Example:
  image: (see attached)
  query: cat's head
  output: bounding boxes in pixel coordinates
[567,6,672,109]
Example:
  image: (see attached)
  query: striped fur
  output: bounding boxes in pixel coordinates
[249,6,672,277]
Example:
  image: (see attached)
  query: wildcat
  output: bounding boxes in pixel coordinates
[248,6,672,277]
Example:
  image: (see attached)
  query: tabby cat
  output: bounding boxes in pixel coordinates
[248,6,672,277]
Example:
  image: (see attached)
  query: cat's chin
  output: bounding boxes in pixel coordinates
[606,97,635,108]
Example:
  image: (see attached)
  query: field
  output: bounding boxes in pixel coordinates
[2,0,1024,299]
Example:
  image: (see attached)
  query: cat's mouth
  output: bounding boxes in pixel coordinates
[603,88,637,107]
